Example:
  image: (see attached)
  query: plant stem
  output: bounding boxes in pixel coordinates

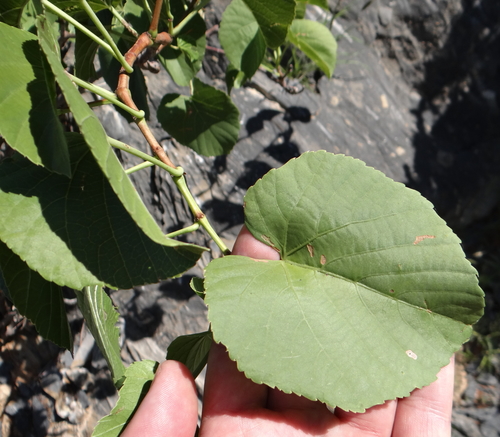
[67,73,146,119]
[41,0,115,58]
[108,137,184,177]
[79,0,133,73]
[125,161,154,174]
[173,175,230,255]
[166,222,201,238]
[171,0,210,37]
[109,138,230,254]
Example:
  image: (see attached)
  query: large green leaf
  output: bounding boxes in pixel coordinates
[166,330,212,378]
[0,0,29,26]
[93,360,157,437]
[204,151,484,412]
[0,240,72,350]
[287,19,337,78]
[0,23,71,177]
[0,135,202,290]
[75,285,125,385]
[241,0,295,49]
[219,0,265,81]
[157,78,240,156]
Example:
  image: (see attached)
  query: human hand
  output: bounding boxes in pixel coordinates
[121,227,454,437]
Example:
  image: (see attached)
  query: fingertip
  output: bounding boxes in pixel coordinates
[232,226,280,260]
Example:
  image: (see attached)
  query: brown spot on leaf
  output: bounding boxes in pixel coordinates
[320,255,327,265]
[413,235,435,245]
[261,235,280,253]
[406,350,418,360]
[251,259,269,263]
[307,244,314,257]
[389,289,395,293]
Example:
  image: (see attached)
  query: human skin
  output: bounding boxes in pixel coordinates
[121,227,454,437]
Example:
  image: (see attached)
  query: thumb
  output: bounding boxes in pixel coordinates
[121,360,198,437]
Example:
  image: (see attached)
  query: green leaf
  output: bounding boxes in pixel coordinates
[158,12,206,87]
[204,151,484,412]
[0,134,203,290]
[157,78,240,156]
[0,23,71,177]
[225,63,247,94]
[287,19,337,78]
[0,0,29,26]
[0,240,72,350]
[75,285,125,386]
[48,0,110,20]
[219,0,265,80]
[93,360,157,437]
[167,330,212,378]
[241,0,295,49]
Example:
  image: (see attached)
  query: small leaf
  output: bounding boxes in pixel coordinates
[75,285,125,386]
[205,151,484,412]
[167,330,212,378]
[225,63,247,94]
[0,23,71,176]
[219,0,265,80]
[93,360,157,437]
[287,19,337,78]
[241,0,295,49]
[157,78,240,156]
[0,240,72,350]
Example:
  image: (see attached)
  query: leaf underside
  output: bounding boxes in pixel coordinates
[205,151,484,412]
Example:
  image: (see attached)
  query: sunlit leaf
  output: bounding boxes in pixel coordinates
[205,151,484,412]
[287,19,337,78]
[219,0,265,80]
[157,78,240,156]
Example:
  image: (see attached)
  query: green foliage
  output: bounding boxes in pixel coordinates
[205,152,484,412]
[0,0,484,434]
[157,78,240,156]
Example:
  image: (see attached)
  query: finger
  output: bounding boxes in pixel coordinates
[231,226,280,260]
[392,357,454,437]
[121,360,198,437]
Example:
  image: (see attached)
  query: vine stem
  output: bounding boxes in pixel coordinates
[108,137,230,255]
[67,73,146,119]
[108,137,183,177]
[80,0,133,73]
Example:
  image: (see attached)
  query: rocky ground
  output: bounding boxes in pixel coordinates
[1,0,500,436]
